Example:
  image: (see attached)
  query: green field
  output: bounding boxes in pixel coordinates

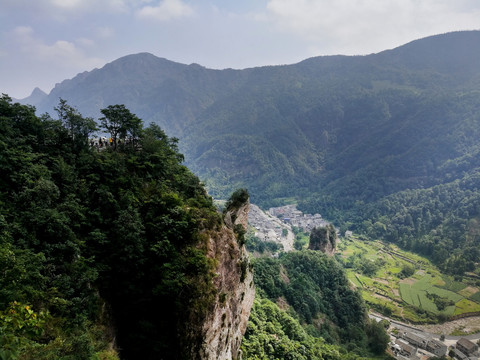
[453,298,480,315]
[339,235,480,323]
[470,291,480,303]
[399,275,460,315]
[439,276,467,292]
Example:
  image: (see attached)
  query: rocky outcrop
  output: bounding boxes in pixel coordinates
[198,197,255,359]
[308,224,337,256]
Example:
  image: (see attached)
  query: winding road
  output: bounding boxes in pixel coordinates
[370,312,480,347]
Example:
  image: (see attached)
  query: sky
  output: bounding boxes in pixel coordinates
[1,0,480,99]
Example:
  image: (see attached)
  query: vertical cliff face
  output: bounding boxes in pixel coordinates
[198,199,255,360]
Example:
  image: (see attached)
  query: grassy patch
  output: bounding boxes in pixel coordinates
[439,276,467,292]
[453,298,480,315]
[399,283,415,305]
[357,274,374,287]
[347,271,362,288]
[470,291,480,303]
[399,275,460,315]
[427,286,463,303]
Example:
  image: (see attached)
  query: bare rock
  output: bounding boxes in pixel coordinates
[199,200,255,360]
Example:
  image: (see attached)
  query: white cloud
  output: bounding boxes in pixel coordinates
[264,0,480,55]
[44,0,131,14]
[97,26,115,39]
[11,26,104,70]
[49,0,83,9]
[77,37,95,47]
[12,25,34,37]
[136,0,194,21]
[1,25,109,97]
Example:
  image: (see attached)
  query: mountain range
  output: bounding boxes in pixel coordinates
[9,30,480,358]
[22,31,480,214]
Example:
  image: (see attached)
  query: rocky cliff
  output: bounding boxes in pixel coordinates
[308,224,337,256]
[196,198,255,359]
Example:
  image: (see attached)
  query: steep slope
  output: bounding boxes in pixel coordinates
[198,194,255,359]
[0,96,254,359]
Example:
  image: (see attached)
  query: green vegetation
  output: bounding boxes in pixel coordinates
[250,250,390,357]
[0,94,391,359]
[245,233,282,255]
[308,224,336,252]
[337,235,480,323]
[29,32,480,278]
[186,32,480,277]
[242,298,362,360]
[399,276,459,315]
[470,291,480,303]
[224,188,250,213]
[440,277,467,292]
[293,226,309,250]
[15,31,480,357]
[99,104,142,147]
[0,96,221,359]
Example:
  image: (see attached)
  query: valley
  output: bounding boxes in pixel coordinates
[6,30,480,359]
[247,204,329,252]
[21,32,480,283]
[247,204,480,359]
[248,204,480,330]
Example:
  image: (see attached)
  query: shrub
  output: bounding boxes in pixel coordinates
[224,189,249,212]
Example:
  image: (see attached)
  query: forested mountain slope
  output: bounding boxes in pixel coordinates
[22,30,480,273]
[26,31,480,203]
[0,96,256,359]
[29,53,250,138]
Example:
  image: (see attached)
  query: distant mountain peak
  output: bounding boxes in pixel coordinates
[31,87,47,96]
[17,87,47,106]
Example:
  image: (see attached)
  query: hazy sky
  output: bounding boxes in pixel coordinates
[2,0,480,98]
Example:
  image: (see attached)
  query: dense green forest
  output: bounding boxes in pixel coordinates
[246,251,390,359]
[242,298,360,360]
[0,95,221,359]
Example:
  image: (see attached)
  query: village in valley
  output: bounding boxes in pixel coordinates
[385,322,479,360]
[247,204,329,252]
[248,204,480,360]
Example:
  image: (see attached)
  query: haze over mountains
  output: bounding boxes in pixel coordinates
[22,31,480,211]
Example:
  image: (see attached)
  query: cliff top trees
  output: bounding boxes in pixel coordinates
[55,98,97,147]
[99,104,142,148]
[0,95,220,359]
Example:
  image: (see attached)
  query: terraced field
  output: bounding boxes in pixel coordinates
[338,236,480,323]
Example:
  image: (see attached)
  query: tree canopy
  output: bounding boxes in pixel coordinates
[0,95,220,359]
[250,250,389,357]
[100,104,143,147]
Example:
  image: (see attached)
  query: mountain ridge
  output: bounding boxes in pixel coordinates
[23,31,480,126]
[19,30,480,209]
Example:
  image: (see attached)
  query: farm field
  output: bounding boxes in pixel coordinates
[337,235,480,323]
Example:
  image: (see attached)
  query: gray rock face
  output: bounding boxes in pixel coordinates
[199,200,255,360]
